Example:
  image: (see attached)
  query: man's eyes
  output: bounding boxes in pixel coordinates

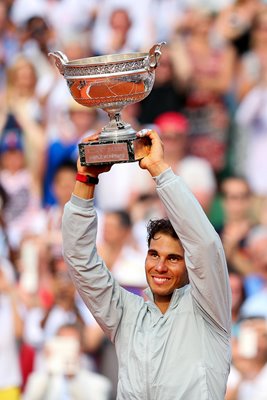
[148,252,182,262]
[168,255,182,262]
[168,256,178,262]
[148,251,159,258]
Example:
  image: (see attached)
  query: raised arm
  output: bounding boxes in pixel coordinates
[138,129,231,333]
[62,134,141,341]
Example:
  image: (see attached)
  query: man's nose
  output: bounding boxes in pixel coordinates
[155,258,168,272]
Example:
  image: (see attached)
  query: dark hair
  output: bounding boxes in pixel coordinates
[57,322,82,336]
[228,265,247,304]
[0,183,9,210]
[53,160,77,181]
[220,175,251,197]
[146,218,179,246]
[26,16,49,34]
[56,322,85,348]
[106,209,132,229]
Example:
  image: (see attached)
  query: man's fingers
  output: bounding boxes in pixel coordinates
[136,128,151,137]
[137,128,157,138]
[137,128,163,148]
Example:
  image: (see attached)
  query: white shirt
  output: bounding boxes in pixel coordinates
[228,364,267,400]
[0,295,22,388]
[91,0,153,54]
[95,162,151,211]
[235,86,267,195]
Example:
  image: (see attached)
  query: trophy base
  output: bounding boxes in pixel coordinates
[79,136,151,166]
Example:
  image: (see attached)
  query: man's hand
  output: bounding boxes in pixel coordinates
[77,132,112,177]
[137,129,169,176]
[74,132,112,200]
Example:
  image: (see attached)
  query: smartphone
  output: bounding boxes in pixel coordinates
[19,241,39,293]
[238,326,258,358]
[45,336,80,375]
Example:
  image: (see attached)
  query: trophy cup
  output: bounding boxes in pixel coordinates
[48,42,165,166]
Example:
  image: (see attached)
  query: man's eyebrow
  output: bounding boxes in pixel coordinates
[147,249,158,254]
[168,253,184,259]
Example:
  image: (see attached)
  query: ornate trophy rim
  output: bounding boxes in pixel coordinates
[64,59,149,79]
[48,42,166,78]
[67,51,148,67]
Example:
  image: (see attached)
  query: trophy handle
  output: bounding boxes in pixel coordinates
[147,42,166,71]
[48,51,69,75]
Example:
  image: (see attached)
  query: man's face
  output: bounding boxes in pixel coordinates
[248,237,267,277]
[160,123,187,159]
[102,213,129,246]
[145,232,188,310]
[222,178,251,221]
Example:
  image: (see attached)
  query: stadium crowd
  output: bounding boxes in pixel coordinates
[0,0,267,399]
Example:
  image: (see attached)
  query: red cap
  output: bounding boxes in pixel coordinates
[154,112,189,134]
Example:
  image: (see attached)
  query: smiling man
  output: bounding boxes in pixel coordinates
[145,218,189,314]
[62,129,231,400]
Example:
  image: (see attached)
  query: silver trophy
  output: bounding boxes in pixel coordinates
[48,43,165,166]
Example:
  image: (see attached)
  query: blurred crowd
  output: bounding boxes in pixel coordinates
[1,0,267,399]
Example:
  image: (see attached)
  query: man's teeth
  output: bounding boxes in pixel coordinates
[153,277,169,283]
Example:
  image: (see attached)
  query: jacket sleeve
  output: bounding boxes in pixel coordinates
[155,168,231,334]
[61,194,136,342]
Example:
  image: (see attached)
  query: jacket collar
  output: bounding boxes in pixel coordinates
[143,284,190,309]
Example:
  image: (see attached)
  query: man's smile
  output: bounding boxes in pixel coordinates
[152,276,171,285]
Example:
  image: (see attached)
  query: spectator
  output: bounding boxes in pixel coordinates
[97,209,147,293]
[149,0,188,43]
[98,8,133,55]
[218,175,255,275]
[43,0,97,43]
[40,160,78,261]
[13,161,78,311]
[1,54,47,125]
[226,317,267,400]
[91,0,152,55]
[154,111,217,214]
[175,8,236,174]
[23,267,99,372]
[43,99,101,206]
[185,0,234,13]
[18,15,56,100]
[129,191,166,256]
[0,1,20,89]
[214,0,261,56]
[228,267,247,338]
[242,225,267,298]
[10,0,97,39]
[23,323,112,400]
[235,58,267,197]
[138,45,186,125]
[235,6,267,101]
[0,257,24,400]
[9,0,47,28]
[0,113,45,253]
[45,31,94,133]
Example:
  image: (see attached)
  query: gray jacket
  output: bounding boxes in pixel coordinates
[62,168,231,400]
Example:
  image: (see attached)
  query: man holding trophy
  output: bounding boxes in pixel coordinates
[52,44,231,399]
[61,126,231,399]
